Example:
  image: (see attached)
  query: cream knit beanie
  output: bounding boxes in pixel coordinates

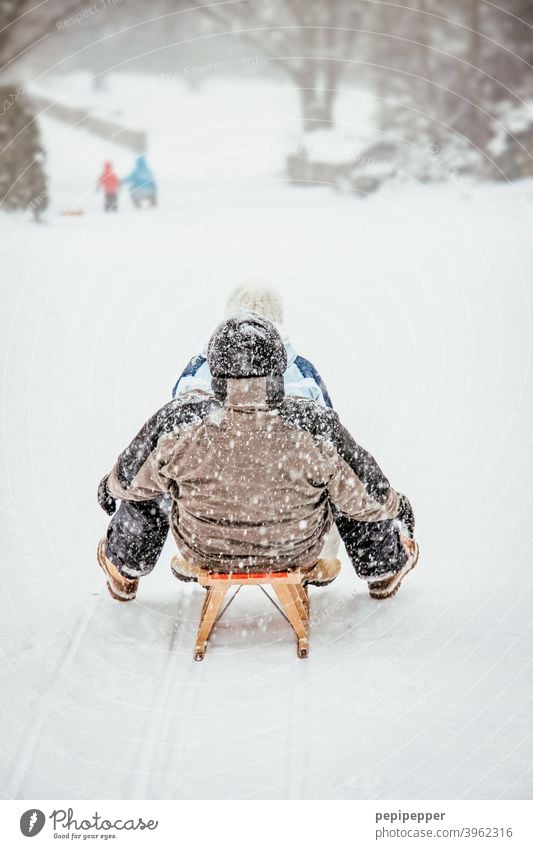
[224,280,284,325]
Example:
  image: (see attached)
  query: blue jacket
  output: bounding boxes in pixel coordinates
[172,340,333,407]
[122,155,156,194]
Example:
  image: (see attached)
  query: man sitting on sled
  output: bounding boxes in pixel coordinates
[97,313,418,601]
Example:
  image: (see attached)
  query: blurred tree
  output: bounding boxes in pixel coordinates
[0,87,47,218]
[0,0,88,70]
[188,0,365,131]
[366,1,533,156]
[0,1,88,217]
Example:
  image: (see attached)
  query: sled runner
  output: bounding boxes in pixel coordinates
[192,568,309,661]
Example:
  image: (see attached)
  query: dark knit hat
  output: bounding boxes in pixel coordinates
[207,311,287,379]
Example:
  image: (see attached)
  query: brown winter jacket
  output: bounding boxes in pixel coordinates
[107,378,402,572]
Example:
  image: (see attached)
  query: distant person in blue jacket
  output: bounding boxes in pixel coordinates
[122,154,157,208]
[172,281,341,580]
[172,281,333,408]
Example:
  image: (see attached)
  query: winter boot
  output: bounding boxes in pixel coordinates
[97,539,138,602]
[367,536,419,599]
[303,557,341,587]
[170,556,200,584]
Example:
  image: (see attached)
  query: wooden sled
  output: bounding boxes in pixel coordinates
[193,568,309,661]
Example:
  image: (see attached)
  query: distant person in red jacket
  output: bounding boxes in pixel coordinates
[96,161,120,212]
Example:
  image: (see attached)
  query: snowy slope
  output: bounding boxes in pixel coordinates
[28,71,377,182]
[1,97,532,799]
[28,71,302,181]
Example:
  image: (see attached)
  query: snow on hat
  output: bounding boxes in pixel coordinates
[208,311,287,379]
[224,280,284,325]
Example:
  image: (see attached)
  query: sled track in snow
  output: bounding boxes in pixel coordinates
[128,587,201,799]
[157,590,208,800]
[6,594,99,798]
[283,636,309,799]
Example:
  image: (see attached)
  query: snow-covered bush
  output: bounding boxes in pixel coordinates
[486,100,533,180]
[286,124,486,197]
[286,128,394,196]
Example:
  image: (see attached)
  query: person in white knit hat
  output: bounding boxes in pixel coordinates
[172,280,333,407]
[224,280,284,325]
[171,280,341,583]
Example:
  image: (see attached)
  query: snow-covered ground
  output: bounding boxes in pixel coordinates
[1,77,533,800]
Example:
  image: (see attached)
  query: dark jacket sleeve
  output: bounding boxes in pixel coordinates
[107,406,173,501]
[279,398,406,523]
[327,445,401,522]
[106,396,218,501]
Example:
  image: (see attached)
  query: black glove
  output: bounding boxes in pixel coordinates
[98,474,117,516]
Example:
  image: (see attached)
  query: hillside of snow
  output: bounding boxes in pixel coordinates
[1,75,532,800]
